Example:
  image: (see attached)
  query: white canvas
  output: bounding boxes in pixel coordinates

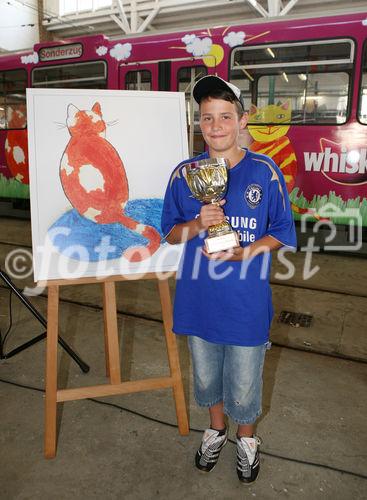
[27,88,188,282]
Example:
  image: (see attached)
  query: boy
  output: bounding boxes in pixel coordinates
[161,76,296,483]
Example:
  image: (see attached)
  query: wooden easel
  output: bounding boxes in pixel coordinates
[42,272,189,459]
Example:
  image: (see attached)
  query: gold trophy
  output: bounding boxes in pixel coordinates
[185,158,240,253]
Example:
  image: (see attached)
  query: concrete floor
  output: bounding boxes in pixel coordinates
[0,218,367,499]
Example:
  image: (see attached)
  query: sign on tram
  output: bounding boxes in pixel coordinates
[39,43,83,62]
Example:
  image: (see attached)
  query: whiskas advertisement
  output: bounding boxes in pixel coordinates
[246,103,367,227]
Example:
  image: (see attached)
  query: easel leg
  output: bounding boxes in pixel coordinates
[102,282,110,379]
[102,281,121,385]
[158,279,189,435]
[45,285,59,459]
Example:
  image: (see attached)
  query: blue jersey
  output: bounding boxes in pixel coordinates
[161,149,297,346]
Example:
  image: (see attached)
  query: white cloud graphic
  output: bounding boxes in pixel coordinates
[110,43,132,61]
[223,31,245,48]
[182,34,196,45]
[20,52,39,64]
[96,45,108,56]
[185,36,212,57]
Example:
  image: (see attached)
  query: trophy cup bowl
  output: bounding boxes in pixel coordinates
[185,158,240,254]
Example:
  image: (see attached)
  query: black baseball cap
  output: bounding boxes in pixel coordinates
[193,75,245,111]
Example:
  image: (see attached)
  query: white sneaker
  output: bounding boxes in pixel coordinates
[195,428,228,472]
[236,435,261,483]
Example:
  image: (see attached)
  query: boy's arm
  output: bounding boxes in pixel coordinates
[245,235,283,257]
[165,218,203,244]
[165,200,226,244]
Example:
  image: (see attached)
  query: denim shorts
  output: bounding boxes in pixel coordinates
[188,335,270,425]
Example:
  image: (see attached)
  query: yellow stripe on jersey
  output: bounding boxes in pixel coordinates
[170,165,184,187]
[253,158,286,210]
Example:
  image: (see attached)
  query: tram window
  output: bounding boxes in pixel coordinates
[177,66,207,154]
[0,69,27,130]
[230,39,353,125]
[32,61,107,89]
[358,42,367,124]
[257,72,349,124]
[233,42,352,67]
[125,70,152,90]
[177,66,207,94]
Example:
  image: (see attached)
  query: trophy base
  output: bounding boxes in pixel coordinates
[204,231,239,254]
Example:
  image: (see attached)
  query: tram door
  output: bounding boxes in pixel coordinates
[119,63,159,91]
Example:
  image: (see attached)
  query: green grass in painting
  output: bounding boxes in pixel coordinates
[290,188,367,226]
[0,173,30,199]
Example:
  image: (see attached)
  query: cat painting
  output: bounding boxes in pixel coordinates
[59,102,161,262]
[5,104,29,184]
[247,101,297,193]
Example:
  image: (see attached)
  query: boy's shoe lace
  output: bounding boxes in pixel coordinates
[195,428,228,472]
[236,435,262,483]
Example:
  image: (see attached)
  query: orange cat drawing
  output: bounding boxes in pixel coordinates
[5,104,29,184]
[60,102,161,262]
[248,101,297,192]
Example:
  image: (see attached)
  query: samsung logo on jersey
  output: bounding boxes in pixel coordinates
[225,216,257,230]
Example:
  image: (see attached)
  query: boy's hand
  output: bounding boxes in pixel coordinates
[202,246,248,261]
[198,199,226,230]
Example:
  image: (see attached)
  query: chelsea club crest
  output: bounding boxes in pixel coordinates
[245,184,263,208]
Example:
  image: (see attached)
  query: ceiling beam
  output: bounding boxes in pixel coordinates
[130,0,139,32]
[116,0,131,33]
[280,0,299,16]
[137,3,161,33]
[245,0,269,18]
[42,0,365,36]
[110,14,130,34]
[268,0,281,16]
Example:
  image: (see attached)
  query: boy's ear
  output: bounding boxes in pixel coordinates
[240,111,249,129]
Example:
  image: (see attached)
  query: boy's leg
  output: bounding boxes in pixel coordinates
[237,423,255,438]
[223,343,266,426]
[188,336,227,472]
[223,343,267,483]
[188,335,224,410]
[209,401,226,431]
